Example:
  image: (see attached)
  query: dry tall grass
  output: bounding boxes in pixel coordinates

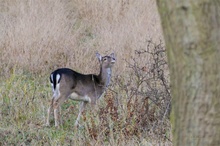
[0,0,163,76]
[0,0,171,145]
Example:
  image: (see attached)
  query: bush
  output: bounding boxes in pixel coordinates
[83,40,172,145]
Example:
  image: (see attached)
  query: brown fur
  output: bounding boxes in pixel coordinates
[46,52,116,127]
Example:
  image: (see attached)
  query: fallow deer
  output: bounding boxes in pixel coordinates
[46,52,116,127]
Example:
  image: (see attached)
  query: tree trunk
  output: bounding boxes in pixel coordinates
[156,1,220,146]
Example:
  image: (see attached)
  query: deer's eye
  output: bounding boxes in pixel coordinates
[103,58,107,61]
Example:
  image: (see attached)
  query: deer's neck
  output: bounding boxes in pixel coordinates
[98,67,112,88]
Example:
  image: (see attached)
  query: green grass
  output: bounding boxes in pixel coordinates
[0,70,117,145]
[0,70,171,145]
[0,71,87,145]
[0,70,76,145]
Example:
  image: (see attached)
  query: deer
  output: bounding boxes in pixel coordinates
[45,52,116,127]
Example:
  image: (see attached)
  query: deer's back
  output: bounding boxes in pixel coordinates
[51,68,103,101]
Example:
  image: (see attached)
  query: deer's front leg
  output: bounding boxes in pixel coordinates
[75,101,86,127]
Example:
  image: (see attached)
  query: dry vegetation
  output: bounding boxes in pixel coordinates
[0,0,172,145]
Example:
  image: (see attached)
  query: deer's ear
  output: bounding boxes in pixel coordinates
[110,53,115,59]
[96,52,102,61]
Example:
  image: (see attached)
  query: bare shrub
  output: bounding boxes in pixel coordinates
[83,40,172,144]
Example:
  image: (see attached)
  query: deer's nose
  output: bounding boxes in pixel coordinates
[111,59,115,63]
[111,58,115,63]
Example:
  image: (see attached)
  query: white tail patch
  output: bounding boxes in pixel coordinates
[50,74,54,83]
[56,74,61,83]
[53,83,60,99]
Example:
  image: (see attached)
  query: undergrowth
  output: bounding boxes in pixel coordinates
[0,41,172,145]
[83,40,172,145]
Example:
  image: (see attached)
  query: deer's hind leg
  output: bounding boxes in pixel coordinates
[53,95,68,127]
[45,97,55,126]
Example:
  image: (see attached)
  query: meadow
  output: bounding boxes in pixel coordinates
[0,0,171,145]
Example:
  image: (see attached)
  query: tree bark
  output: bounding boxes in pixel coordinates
[156,1,220,146]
